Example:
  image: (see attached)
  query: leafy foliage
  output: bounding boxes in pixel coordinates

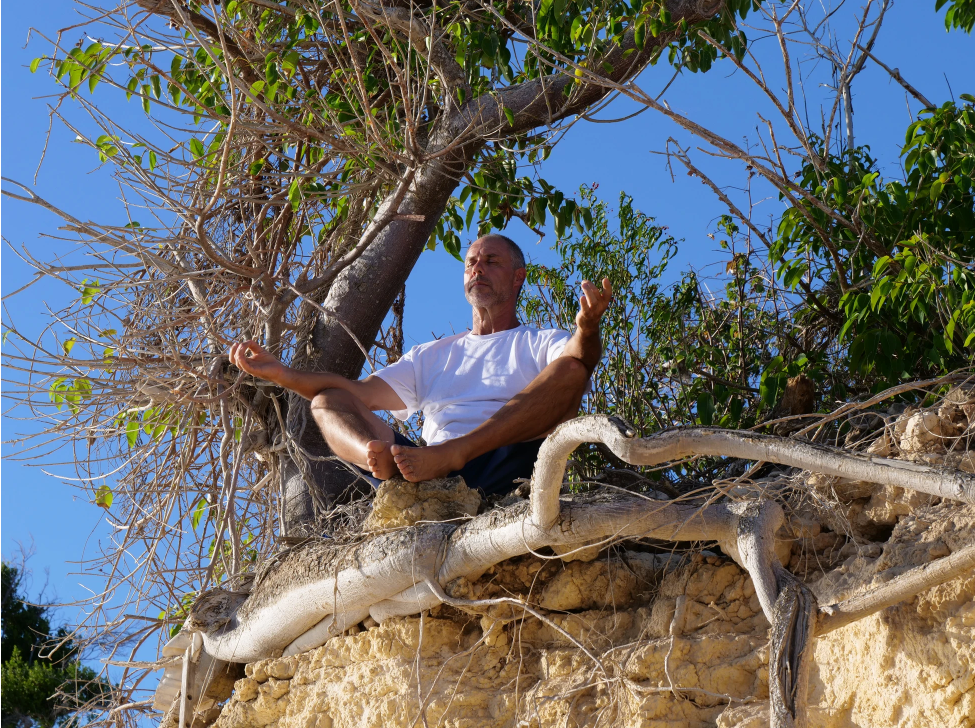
[521,188,791,485]
[772,98,975,393]
[522,99,974,483]
[937,0,975,32]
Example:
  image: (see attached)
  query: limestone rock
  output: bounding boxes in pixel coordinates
[537,553,668,611]
[208,499,974,728]
[898,410,953,455]
[362,476,481,532]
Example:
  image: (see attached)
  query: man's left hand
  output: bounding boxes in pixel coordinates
[576,278,613,332]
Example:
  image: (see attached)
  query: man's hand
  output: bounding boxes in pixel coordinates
[229,340,286,383]
[576,278,613,332]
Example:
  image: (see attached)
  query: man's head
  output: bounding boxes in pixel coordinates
[464,235,527,309]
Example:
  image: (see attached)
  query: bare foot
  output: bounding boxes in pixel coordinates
[365,440,398,481]
[390,442,466,483]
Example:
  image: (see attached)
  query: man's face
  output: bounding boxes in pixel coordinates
[464,237,525,308]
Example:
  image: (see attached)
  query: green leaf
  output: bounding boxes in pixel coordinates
[190,138,205,159]
[80,280,101,305]
[63,337,77,355]
[288,178,302,210]
[126,419,139,448]
[444,231,462,261]
[191,498,208,530]
[148,150,157,171]
[696,392,715,426]
[30,57,42,73]
[95,485,114,509]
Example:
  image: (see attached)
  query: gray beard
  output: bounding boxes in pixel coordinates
[465,285,511,308]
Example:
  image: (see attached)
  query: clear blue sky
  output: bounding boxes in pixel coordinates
[2,2,970,614]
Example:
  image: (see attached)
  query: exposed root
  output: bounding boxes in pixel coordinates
[768,567,817,728]
[157,413,975,722]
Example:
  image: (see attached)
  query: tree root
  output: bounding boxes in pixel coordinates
[156,415,975,721]
[817,541,975,635]
[769,567,817,728]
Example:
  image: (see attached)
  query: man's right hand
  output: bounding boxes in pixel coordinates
[229,340,286,383]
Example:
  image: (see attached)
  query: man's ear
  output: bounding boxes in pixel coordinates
[514,266,527,292]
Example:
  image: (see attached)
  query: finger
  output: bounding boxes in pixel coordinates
[231,344,247,370]
[584,284,601,309]
[602,278,613,298]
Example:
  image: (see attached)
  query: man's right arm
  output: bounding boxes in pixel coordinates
[229,340,405,411]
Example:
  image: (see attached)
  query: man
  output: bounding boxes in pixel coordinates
[230,234,612,497]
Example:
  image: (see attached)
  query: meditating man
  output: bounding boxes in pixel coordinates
[230,234,612,497]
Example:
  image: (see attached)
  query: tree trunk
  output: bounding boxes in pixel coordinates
[280,155,470,532]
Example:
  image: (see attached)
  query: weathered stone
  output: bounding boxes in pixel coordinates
[362,476,481,532]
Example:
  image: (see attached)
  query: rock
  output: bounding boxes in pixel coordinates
[233,678,258,703]
[362,476,481,532]
[898,410,948,454]
[857,484,938,531]
[896,407,965,457]
[214,504,975,728]
[717,701,769,727]
[266,656,296,680]
[244,661,267,683]
[807,472,875,502]
[940,385,975,428]
[551,540,602,563]
[539,557,639,611]
[865,429,894,456]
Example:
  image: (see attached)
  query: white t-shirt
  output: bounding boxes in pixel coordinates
[375,325,572,445]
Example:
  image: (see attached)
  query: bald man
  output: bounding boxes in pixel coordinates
[231,234,612,498]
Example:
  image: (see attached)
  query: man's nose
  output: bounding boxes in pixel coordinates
[468,258,487,276]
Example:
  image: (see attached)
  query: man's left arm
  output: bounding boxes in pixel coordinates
[560,278,613,372]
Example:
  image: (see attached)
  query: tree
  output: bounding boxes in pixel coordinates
[1,1,972,726]
[4,0,751,668]
[1,562,110,728]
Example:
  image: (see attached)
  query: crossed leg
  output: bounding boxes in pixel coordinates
[310,356,590,484]
[310,388,400,480]
[391,355,590,483]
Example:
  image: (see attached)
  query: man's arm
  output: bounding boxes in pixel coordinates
[560,278,613,372]
[229,340,405,411]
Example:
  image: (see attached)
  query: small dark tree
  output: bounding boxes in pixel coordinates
[1,562,110,728]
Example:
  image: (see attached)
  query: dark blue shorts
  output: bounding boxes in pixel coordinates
[353,433,543,498]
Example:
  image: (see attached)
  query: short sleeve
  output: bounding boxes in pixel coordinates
[374,348,421,421]
[542,329,572,367]
[541,329,591,393]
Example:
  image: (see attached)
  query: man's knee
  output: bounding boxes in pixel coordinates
[310,387,355,416]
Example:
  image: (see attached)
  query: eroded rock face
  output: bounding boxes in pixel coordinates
[807,515,975,727]
[205,395,974,728]
[215,553,771,728]
[209,500,973,728]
